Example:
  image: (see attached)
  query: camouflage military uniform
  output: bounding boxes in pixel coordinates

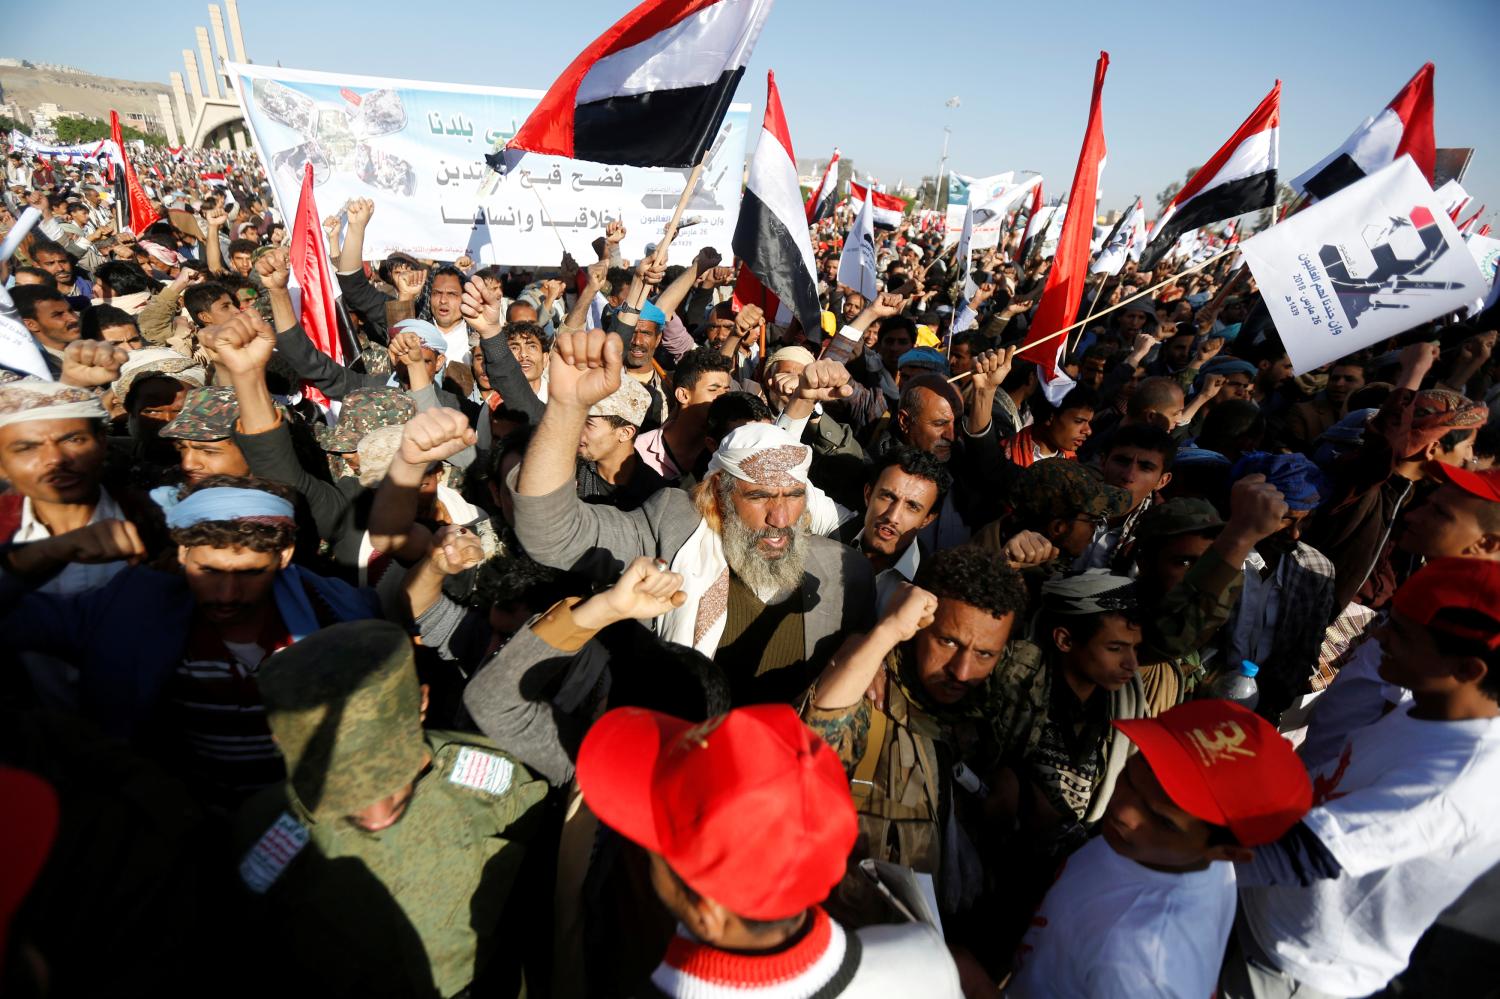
[232,620,546,999]
[159,385,240,441]
[317,386,416,479]
[1128,497,1245,712]
[802,640,1045,920]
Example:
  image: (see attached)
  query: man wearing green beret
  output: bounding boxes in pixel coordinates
[233,619,547,998]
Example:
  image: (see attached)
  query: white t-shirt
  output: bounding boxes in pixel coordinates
[1298,637,1410,771]
[1007,836,1235,999]
[1241,706,1500,996]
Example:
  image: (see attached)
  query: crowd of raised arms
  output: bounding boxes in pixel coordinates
[1,137,1498,999]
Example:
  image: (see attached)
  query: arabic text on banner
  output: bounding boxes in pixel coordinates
[1239,156,1485,375]
[227,63,750,266]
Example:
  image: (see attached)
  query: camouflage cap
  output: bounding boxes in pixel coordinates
[159,386,239,441]
[1135,497,1224,541]
[318,387,415,452]
[1013,457,1131,521]
[257,619,427,820]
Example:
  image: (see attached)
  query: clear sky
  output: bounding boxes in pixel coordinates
[10,0,1497,228]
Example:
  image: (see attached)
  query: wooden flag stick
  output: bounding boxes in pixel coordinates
[628,158,706,309]
[948,246,1236,383]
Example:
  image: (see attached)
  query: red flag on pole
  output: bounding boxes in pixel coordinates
[289,162,343,408]
[109,110,159,234]
[1018,52,1109,403]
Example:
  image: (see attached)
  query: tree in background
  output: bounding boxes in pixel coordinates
[53,116,163,147]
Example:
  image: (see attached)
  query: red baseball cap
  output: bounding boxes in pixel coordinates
[1114,700,1312,847]
[1392,556,1500,651]
[1426,461,1500,504]
[0,767,59,977]
[576,705,857,921]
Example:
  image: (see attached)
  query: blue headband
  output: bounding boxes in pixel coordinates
[638,301,666,326]
[392,318,447,355]
[165,487,296,529]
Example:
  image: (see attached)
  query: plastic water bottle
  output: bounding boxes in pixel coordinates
[1208,660,1260,711]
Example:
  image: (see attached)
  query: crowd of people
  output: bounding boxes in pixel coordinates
[1,133,1498,999]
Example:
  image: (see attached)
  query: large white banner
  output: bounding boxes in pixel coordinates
[944,171,1038,248]
[227,63,750,266]
[1241,157,1485,374]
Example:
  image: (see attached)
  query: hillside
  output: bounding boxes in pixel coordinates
[0,62,170,124]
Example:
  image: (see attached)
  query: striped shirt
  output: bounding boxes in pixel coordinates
[169,614,293,810]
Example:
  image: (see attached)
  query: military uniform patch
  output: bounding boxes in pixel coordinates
[240,812,309,894]
[448,746,514,797]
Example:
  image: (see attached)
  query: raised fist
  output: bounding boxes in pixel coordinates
[345,198,374,226]
[60,340,128,389]
[548,328,622,410]
[202,311,277,375]
[398,407,477,466]
[254,247,290,290]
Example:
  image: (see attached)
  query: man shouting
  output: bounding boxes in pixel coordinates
[512,329,873,705]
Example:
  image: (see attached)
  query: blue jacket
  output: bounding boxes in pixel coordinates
[1,563,379,740]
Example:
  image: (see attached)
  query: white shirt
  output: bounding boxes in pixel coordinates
[14,489,128,595]
[859,528,921,618]
[1008,836,1236,999]
[437,319,472,366]
[1299,637,1410,771]
[1240,706,1500,996]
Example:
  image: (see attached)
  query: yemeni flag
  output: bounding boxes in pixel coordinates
[496,0,773,170]
[289,163,344,410]
[1293,63,1435,201]
[1019,51,1108,404]
[109,110,159,234]
[1139,81,1280,270]
[731,71,822,337]
[1016,180,1044,263]
[1458,205,1485,237]
[805,147,841,223]
[848,181,905,230]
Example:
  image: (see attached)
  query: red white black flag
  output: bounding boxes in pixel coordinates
[1292,63,1435,202]
[848,181,904,231]
[498,0,772,170]
[805,148,840,223]
[1139,81,1280,269]
[731,71,822,337]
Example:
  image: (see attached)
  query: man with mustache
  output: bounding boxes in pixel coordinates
[512,328,874,705]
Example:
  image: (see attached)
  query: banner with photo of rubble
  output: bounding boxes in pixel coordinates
[228,62,749,266]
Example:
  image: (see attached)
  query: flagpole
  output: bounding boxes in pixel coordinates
[628,157,706,309]
[948,246,1236,383]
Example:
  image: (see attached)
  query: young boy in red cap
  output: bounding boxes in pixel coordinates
[1007,699,1312,998]
[1302,463,1500,769]
[575,703,962,997]
[1225,557,1500,999]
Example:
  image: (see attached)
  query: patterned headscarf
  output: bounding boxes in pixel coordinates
[707,423,812,488]
[0,378,106,429]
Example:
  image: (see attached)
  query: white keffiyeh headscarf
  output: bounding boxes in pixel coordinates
[660,423,826,656]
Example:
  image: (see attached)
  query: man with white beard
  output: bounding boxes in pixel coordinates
[512,329,874,705]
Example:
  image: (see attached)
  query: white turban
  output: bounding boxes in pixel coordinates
[0,378,107,430]
[707,423,812,488]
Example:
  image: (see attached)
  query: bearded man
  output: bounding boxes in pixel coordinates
[512,329,874,705]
